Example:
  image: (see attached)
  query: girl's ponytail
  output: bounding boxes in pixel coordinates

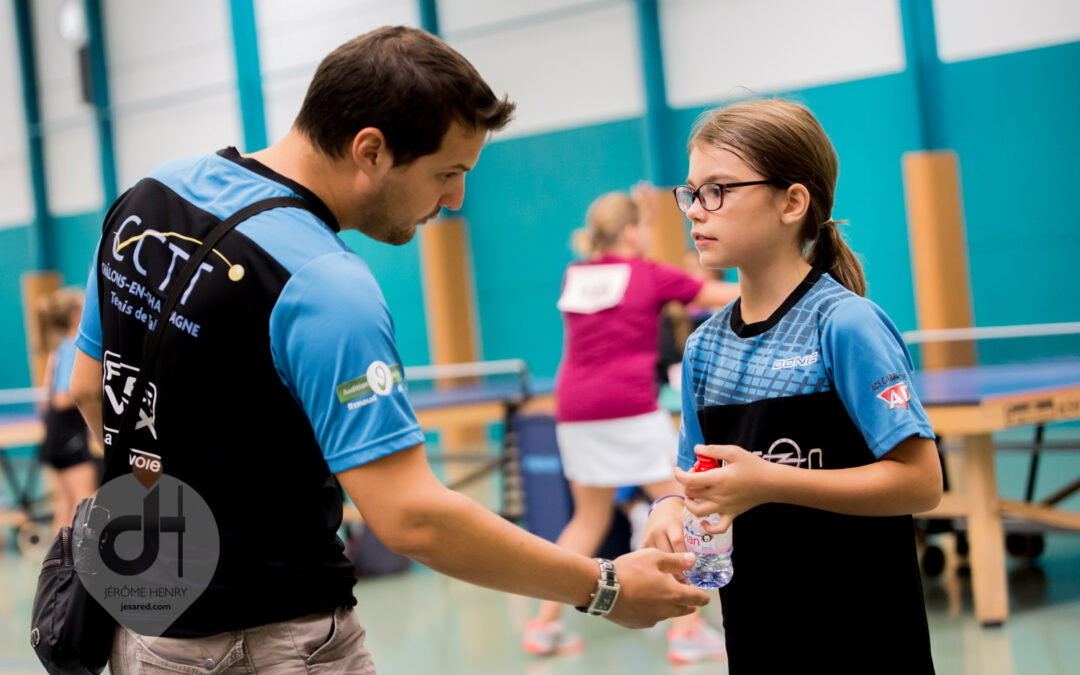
[806,220,866,296]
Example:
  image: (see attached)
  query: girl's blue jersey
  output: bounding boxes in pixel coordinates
[680,268,936,673]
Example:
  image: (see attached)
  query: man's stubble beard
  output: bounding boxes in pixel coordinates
[359,183,416,246]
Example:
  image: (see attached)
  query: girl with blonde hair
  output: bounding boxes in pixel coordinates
[523,185,737,663]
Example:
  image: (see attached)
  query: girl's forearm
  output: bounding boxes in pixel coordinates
[766,437,942,516]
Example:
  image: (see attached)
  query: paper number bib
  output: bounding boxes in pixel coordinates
[557,264,631,314]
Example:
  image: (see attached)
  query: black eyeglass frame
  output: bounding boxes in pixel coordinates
[672,180,779,213]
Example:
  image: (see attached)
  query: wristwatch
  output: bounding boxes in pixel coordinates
[574,558,620,616]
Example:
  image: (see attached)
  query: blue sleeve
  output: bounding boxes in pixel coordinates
[75,243,103,359]
[821,298,935,458]
[52,339,77,394]
[677,342,705,471]
[269,251,425,473]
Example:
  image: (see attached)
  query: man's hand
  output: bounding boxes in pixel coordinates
[604,549,709,628]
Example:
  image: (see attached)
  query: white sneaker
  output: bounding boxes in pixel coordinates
[522,620,584,656]
[667,619,727,664]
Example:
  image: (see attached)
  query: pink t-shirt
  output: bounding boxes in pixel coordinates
[555,255,704,422]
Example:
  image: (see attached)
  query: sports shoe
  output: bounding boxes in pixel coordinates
[522,620,584,656]
[667,619,727,664]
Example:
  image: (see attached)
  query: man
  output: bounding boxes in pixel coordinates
[70,26,708,671]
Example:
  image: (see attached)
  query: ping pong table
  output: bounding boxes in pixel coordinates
[0,397,48,552]
[913,356,1080,626]
[340,360,555,523]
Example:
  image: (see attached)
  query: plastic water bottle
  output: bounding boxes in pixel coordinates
[683,456,733,588]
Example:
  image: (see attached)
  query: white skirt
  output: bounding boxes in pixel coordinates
[555,409,679,487]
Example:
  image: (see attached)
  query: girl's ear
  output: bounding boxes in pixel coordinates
[778,183,811,225]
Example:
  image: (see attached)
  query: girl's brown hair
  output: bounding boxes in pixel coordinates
[689,98,866,296]
[571,192,638,258]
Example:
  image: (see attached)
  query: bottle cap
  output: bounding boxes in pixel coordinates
[692,455,720,472]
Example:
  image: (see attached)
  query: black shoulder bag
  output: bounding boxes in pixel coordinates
[29,197,310,674]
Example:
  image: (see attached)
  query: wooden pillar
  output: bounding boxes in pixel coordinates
[901,151,975,370]
[21,270,62,386]
[903,150,1009,625]
[418,219,492,505]
[643,187,687,267]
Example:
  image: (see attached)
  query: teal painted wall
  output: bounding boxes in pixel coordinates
[937,41,1080,328]
[1,41,1077,387]
[53,212,104,288]
[337,231,430,367]
[461,118,648,375]
[0,226,33,388]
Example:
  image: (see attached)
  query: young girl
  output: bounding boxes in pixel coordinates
[37,288,96,534]
[523,187,738,663]
[644,99,942,673]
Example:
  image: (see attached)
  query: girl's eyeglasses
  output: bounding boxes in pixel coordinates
[672,180,777,213]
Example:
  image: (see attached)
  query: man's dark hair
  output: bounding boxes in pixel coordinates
[295,26,515,165]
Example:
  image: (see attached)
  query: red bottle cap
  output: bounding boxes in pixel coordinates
[692,455,720,472]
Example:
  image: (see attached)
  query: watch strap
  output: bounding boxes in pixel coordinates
[574,558,619,616]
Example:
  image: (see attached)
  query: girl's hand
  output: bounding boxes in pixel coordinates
[642,496,686,555]
[675,444,777,533]
[641,496,691,584]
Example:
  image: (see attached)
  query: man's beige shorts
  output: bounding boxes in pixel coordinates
[109,606,375,674]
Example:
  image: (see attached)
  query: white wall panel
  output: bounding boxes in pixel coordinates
[450,3,644,139]
[437,0,596,36]
[104,0,239,190]
[32,0,100,214]
[42,124,102,215]
[0,2,33,228]
[105,0,234,105]
[256,0,418,142]
[661,0,906,109]
[114,93,241,189]
[934,0,1080,63]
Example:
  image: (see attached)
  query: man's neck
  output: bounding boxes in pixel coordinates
[247,130,348,228]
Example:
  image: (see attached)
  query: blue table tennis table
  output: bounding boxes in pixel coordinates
[912,357,1080,626]
[403,374,555,522]
[0,409,48,551]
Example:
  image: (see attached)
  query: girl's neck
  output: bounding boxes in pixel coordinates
[737,254,813,324]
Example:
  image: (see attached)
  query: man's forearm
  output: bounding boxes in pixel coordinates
[397,483,598,607]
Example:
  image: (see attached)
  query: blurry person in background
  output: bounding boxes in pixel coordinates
[37,288,96,535]
[522,186,738,664]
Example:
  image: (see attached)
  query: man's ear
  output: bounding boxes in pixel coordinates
[778,183,811,226]
[351,127,393,177]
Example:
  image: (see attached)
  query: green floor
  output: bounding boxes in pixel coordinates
[2,533,1080,674]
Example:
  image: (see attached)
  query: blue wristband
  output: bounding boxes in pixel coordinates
[648,494,685,515]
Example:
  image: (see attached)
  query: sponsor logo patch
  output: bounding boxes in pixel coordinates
[336,361,403,403]
[877,382,911,410]
[772,351,819,370]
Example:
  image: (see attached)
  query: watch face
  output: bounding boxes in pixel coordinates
[594,587,618,613]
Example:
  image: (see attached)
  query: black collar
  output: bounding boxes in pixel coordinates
[217,147,341,233]
[730,267,824,338]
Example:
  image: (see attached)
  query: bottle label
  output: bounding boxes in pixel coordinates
[683,525,732,556]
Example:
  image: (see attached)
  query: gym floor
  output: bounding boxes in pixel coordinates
[1,535,1079,674]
